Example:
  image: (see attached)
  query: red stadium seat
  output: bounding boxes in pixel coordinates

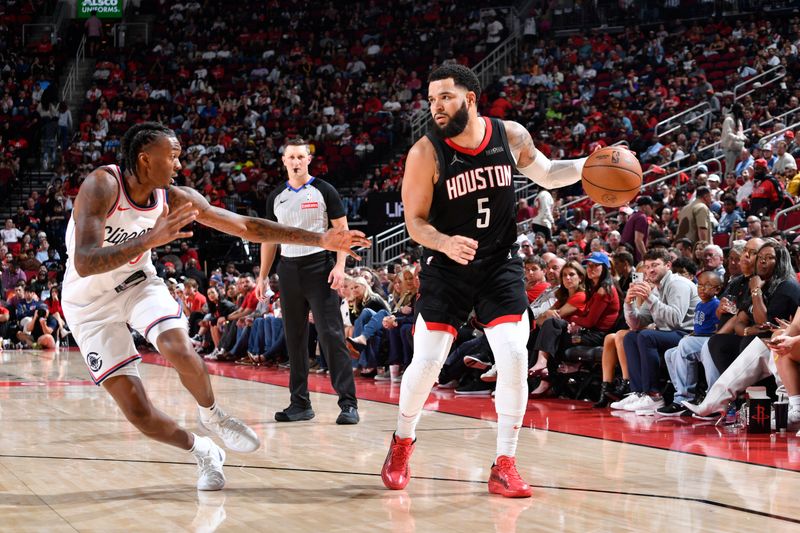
[713,233,729,248]
[778,210,800,231]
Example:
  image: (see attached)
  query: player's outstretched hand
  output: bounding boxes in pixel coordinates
[443,235,478,265]
[148,203,197,249]
[320,228,372,260]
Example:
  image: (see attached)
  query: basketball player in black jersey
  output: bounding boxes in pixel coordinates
[381,64,592,497]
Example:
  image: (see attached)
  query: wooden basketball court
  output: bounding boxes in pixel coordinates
[1,348,799,531]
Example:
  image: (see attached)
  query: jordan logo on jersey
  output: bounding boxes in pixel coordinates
[445,164,513,200]
[105,226,152,246]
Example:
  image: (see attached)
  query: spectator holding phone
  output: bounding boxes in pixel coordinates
[611,248,699,412]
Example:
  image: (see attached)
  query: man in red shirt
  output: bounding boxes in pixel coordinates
[524,256,550,303]
[183,278,207,334]
[180,241,200,266]
[620,196,653,263]
[748,159,779,216]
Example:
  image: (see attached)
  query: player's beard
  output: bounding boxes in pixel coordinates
[431,101,469,139]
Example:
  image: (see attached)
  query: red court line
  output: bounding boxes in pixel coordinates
[141,353,800,472]
[0,380,94,387]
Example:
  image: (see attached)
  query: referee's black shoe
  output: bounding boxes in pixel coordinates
[274,405,315,422]
[336,406,360,425]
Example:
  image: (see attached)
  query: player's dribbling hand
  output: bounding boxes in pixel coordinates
[443,235,478,265]
[148,203,197,248]
[320,228,372,260]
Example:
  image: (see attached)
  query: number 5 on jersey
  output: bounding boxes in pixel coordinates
[477,197,491,228]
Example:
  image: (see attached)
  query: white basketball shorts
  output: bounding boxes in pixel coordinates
[62,276,187,385]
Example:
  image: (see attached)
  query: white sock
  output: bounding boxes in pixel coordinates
[190,433,212,456]
[395,316,453,440]
[790,395,800,408]
[484,318,529,460]
[396,411,421,441]
[496,414,523,459]
[198,402,218,423]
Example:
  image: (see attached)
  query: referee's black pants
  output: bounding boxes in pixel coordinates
[277,252,357,410]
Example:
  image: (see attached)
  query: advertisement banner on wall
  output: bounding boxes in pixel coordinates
[366,191,404,235]
[77,0,123,19]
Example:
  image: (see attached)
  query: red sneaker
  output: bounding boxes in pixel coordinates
[381,434,415,490]
[488,456,532,498]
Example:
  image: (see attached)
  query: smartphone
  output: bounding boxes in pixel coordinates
[762,321,779,329]
[764,338,781,347]
[632,272,644,284]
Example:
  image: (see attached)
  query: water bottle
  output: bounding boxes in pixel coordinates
[725,402,738,425]
[738,402,749,429]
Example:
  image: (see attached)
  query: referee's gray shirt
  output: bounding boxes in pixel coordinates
[265,176,346,258]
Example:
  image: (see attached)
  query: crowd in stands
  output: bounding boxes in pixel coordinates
[0,0,69,186]
[52,0,513,221]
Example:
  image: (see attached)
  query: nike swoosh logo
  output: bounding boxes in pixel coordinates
[279,200,288,204]
[118,207,131,211]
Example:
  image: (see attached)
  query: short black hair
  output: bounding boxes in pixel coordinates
[613,250,634,266]
[671,257,698,276]
[644,248,672,263]
[524,255,546,269]
[428,64,481,101]
[696,185,712,198]
[121,122,176,177]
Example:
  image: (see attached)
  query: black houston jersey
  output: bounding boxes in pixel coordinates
[426,116,518,261]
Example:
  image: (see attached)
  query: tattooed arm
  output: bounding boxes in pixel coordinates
[169,186,370,257]
[72,169,197,277]
[504,120,586,189]
[402,137,477,265]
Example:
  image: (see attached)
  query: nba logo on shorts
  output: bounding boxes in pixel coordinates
[87,352,103,372]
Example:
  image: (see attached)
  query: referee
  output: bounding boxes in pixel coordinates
[256,137,359,425]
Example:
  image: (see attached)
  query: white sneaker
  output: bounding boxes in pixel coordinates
[630,395,665,414]
[625,394,664,412]
[480,366,497,382]
[789,406,800,430]
[610,393,642,410]
[198,407,261,453]
[194,440,226,491]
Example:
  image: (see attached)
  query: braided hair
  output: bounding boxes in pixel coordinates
[120,122,175,178]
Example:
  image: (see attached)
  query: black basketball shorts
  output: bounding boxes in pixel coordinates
[415,251,528,336]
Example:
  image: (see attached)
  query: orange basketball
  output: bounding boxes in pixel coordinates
[581,146,643,208]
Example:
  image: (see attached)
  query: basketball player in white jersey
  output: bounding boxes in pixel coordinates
[62,122,370,491]
[382,64,594,497]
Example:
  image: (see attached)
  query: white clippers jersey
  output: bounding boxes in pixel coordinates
[63,165,164,307]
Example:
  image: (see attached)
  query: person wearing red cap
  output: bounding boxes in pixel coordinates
[749,159,779,215]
